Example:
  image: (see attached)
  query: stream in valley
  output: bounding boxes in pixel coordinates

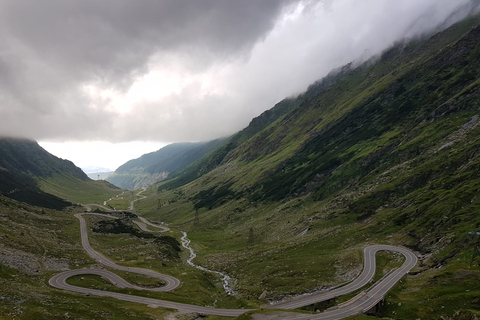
[180,231,235,295]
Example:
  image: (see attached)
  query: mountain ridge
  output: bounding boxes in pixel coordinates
[1,12,480,320]
[107,138,228,189]
[0,137,120,207]
[0,138,88,180]
[133,14,480,318]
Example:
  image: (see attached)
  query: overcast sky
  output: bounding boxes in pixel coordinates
[1,0,478,170]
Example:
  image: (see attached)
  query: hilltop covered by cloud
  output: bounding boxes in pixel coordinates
[0,0,479,144]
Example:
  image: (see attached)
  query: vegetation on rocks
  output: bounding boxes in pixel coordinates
[2,13,480,320]
[107,139,227,190]
[91,216,181,258]
[0,137,120,207]
[134,16,480,319]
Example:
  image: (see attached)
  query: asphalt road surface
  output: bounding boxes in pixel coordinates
[133,216,170,232]
[268,245,416,310]
[258,245,417,319]
[70,213,179,291]
[49,268,250,317]
[49,212,417,319]
[129,188,147,211]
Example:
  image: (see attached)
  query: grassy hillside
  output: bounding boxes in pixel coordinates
[135,16,480,319]
[0,196,190,319]
[3,13,480,320]
[0,138,87,180]
[39,174,121,204]
[0,138,120,207]
[160,76,368,193]
[0,193,256,319]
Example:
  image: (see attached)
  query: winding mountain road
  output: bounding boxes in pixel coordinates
[49,210,417,319]
[129,188,147,211]
[133,216,170,233]
[268,245,416,310]
[260,245,417,319]
[54,213,180,291]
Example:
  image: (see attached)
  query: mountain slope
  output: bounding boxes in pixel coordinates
[0,194,183,319]
[0,138,119,207]
[158,71,358,191]
[107,139,227,190]
[136,15,480,319]
[0,138,87,179]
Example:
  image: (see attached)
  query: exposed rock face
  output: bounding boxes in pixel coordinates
[0,245,70,274]
[0,246,42,275]
[43,257,70,271]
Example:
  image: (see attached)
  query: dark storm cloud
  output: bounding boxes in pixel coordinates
[0,0,479,143]
[0,0,296,140]
[0,0,294,82]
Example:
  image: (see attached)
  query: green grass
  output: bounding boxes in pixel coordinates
[334,251,406,306]
[66,274,118,290]
[138,189,403,300]
[377,257,480,320]
[105,191,133,210]
[5,16,480,320]
[0,196,175,319]
[84,214,258,309]
[39,174,121,204]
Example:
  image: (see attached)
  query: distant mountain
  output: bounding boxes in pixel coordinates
[82,166,113,174]
[87,171,113,180]
[106,138,228,190]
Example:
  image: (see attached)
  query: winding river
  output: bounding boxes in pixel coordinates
[180,231,235,295]
[48,209,418,318]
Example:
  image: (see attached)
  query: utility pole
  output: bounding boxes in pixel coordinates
[469,231,480,267]
[194,209,200,226]
[247,227,254,249]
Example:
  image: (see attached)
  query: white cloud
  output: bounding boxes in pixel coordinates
[39,141,168,170]
[2,0,479,168]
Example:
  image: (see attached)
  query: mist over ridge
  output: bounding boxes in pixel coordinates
[0,0,478,150]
